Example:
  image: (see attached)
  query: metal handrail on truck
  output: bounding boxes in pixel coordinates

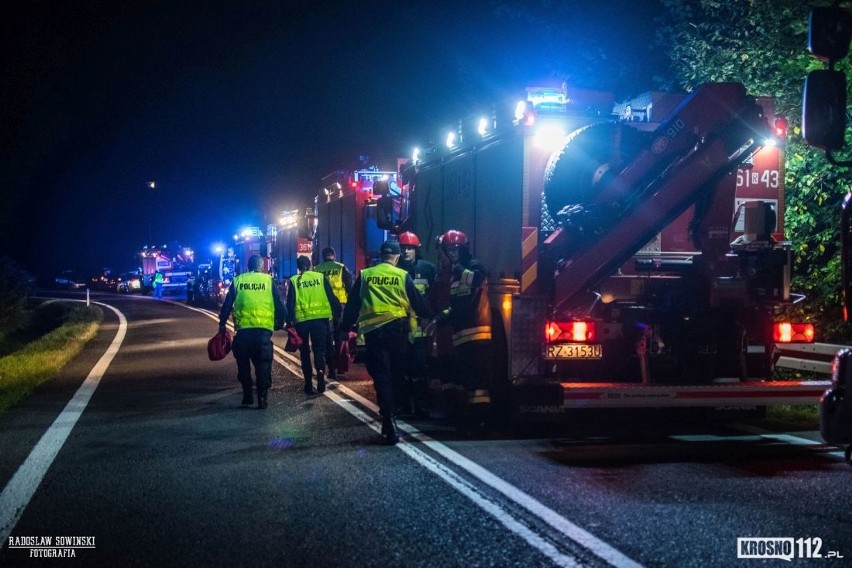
[775,343,850,376]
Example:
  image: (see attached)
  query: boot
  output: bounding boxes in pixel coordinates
[316,370,326,393]
[257,390,268,409]
[241,388,253,407]
[304,377,314,394]
[382,415,400,445]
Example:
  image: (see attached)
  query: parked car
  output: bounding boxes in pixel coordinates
[114,272,142,293]
[55,270,86,289]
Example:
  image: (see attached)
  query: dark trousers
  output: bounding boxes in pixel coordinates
[455,340,493,393]
[294,319,329,381]
[364,319,409,419]
[325,314,342,374]
[232,328,274,392]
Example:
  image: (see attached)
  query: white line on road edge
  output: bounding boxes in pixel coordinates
[191,306,641,565]
[323,379,644,568]
[0,301,127,543]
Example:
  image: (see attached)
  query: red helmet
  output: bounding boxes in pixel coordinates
[439,229,468,247]
[398,231,421,247]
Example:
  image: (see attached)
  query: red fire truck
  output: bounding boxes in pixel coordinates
[383,82,827,422]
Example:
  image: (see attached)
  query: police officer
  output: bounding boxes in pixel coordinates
[340,240,432,444]
[429,230,493,433]
[314,246,353,380]
[396,231,437,416]
[218,254,287,409]
[287,255,341,394]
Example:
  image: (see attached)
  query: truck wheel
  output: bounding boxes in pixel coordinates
[543,122,647,218]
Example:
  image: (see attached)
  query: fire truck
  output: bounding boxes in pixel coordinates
[140,243,195,296]
[314,167,399,272]
[382,82,828,422]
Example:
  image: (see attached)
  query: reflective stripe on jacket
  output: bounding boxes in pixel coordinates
[447,267,492,347]
[292,270,333,322]
[233,272,275,330]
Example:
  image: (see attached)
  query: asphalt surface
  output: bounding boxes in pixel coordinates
[0,291,850,567]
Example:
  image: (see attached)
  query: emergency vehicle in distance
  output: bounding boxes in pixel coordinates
[371,82,829,423]
[313,166,399,273]
[140,243,195,295]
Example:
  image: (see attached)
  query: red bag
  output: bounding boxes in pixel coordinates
[284,327,303,352]
[207,329,233,361]
[336,338,350,374]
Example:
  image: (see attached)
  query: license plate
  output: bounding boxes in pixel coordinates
[543,343,603,360]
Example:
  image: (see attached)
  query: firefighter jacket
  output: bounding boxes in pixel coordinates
[399,258,437,341]
[218,271,285,331]
[314,260,353,305]
[340,262,432,336]
[438,259,492,347]
[287,270,341,324]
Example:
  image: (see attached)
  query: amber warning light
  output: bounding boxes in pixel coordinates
[544,320,596,343]
[773,322,815,343]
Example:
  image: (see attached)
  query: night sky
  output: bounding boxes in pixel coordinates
[0,0,665,280]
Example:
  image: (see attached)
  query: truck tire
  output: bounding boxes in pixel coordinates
[543,122,647,219]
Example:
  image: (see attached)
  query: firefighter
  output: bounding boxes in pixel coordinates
[218,254,287,409]
[314,246,353,380]
[428,229,493,434]
[395,231,437,416]
[287,255,341,394]
[339,240,432,445]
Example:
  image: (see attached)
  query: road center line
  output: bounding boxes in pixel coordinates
[320,373,643,568]
[0,301,127,543]
[197,306,642,566]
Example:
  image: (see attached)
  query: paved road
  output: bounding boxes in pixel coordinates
[0,292,850,567]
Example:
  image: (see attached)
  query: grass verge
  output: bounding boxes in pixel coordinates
[766,404,819,431]
[0,301,102,416]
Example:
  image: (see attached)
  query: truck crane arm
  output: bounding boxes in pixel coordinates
[543,83,770,311]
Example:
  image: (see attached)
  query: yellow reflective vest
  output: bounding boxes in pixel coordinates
[233,272,275,330]
[357,262,410,335]
[292,270,333,322]
[314,260,348,304]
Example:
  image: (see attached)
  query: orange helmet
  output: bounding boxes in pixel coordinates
[398,231,421,247]
[439,229,468,247]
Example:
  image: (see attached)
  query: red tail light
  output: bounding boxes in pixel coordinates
[544,320,596,343]
[774,116,788,138]
[773,322,815,343]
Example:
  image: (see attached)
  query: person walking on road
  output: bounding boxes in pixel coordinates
[340,240,432,445]
[287,255,341,394]
[313,246,353,380]
[218,255,287,409]
[395,231,436,416]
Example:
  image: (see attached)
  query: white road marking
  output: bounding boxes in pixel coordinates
[0,301,127,543]
[321,375,644,568]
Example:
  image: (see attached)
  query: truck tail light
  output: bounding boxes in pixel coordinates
[773,322,815,343]
[774,116,788,138]
[544,320,596,343]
